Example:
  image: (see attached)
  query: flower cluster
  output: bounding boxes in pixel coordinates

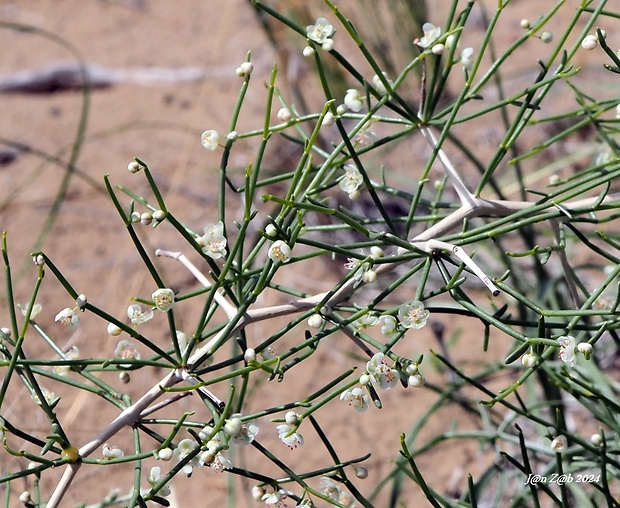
[366,352,397,390]
[199,221,227,259]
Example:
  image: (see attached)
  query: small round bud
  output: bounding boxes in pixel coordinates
[408,373,425,388]
[1,327,11,339]
[590,433,603,447]
[520,19,530,29]
[153,209,166,221]
[200,449,216,465]
[119,371,130,384]
[244,348,256,363]
[32,254,45,266]
[359,373,371,386]
[336,104,347,115]
[363,270,377,284]
[548,174,560,185]
[240,61,254,76]
[226,130,238,142]
[321,112,334,127]
[432,44,445,55]
[130,211,141,223]
[107,322,122,336]
[224,417,243,437]
[265,224,277,237]
[19,491,31,504]
[405,363,418,376]
[521,353,536,368]
[599,29,607,39]
[355,466,368,479]
[285,411,300,425]
[252,485,266,501]
[75,294,87,310]
[348,190,360,200]
[322,39,334,51]
[577,342,593,359]
[156,447,173,461]
[541,31,553,43]
[302,46,315,57]
[581,34,598,51]
[370,246,384,259]
[235,66,244,77]
[277,107,292,123]
[140,212,152,225]
[61,446,80,463]
[307,314,324,329]
[127,161,142,173]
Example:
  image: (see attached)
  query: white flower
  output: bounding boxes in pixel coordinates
[252,485,266,501]
[152,288,175,312]
[276,424,304,449]
[55,307,80,330]
[306,17,333,44]
[199,448,232,472]
[354,312,379,330]
[339,165,363,193]
[372,72,393,95]
[201,130,220,151]
[175,438,200,475]
[262,489,288,506]
[344,89,363,112]
[102,443,124,460]
[460,47,474,71]
[366,352,397,390]
[551,435,568,453]
[398,301,430,329]
[380,315,398,337]
[320,477,355,506]
[127,304,154,325]
[31,386,55,405]
[147,466,171,496]
[20,302,41,319]
[224,413,259,445]
[268,240,292,263]
[200,221,227,259]
[340,387,371,412]
[417,22,441,49]
[53,346,79,376]
[581,34,598,50]
[114,340,140,361]
[558,335,576,367]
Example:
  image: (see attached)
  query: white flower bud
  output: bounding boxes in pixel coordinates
[307,314,324,329]
[240,61,254,76]
[520,19,530,29]
[590,433,603,447]
[521,353,536,368]
[577,342,593,359]
[156,447,173,461]
[359,373,371,386]
[355,466,368,479]
[363,270,377,284]
[336,104,346,115]
[153,209,166,221]
[119,371,130,384]
[32,254,45,266]
[348,190,360,200]
[541,31,553,43]
[405,363,418,376]
[107,322,122,336]
[140,212,152,225]
[75,294,87,310]
[322,38,334,51]
[581,34,598,50]
[226,130,238,141]
[265,224,277,237]
[244,348,256,363]
[19,491,31,503]
[277,108,292,123]
[252,485,266,501]
[224,417,243,437]
[130,211,141,223]
[127,161,142,173]
[408,373,425,388]
[302,46,315,57]
[432,44,445,55]
[284,411,300,425]
[1,327,11,339]
[370,246,384,259]
[321,112,334,127]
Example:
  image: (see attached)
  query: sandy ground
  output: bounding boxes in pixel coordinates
[0,1,616,507]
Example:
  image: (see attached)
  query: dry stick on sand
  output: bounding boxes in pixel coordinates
[45,128,620,507]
